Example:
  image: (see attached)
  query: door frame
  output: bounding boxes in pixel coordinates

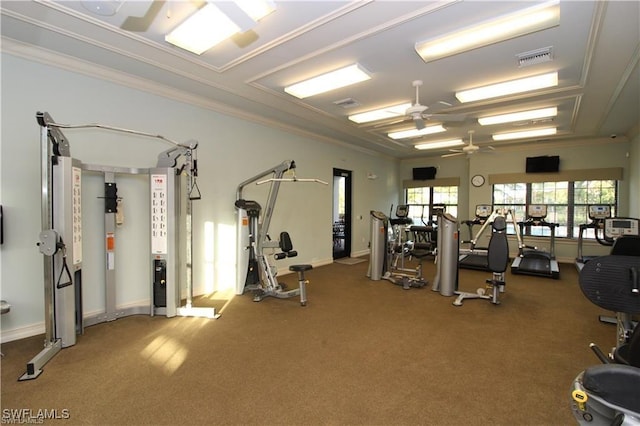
[333,168,352,259]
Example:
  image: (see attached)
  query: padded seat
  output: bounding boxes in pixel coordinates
[290,264,312,273]
[582,364,640,414]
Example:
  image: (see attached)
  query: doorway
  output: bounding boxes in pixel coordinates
[332,168,352,259]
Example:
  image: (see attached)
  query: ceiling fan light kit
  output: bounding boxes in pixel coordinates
[415,0,560,63]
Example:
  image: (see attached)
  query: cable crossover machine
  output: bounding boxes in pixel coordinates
[20,112,217,381]
[235,160,327,305]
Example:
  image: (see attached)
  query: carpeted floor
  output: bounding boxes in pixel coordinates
[0,259,617,425]
[334,257,368,265]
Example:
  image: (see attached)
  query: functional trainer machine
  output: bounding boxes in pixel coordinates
[235,160,326,305]
[510,204,560,279]
[20,112,216,381]
[575,205,612,272]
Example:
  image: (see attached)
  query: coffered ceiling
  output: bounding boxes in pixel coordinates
[1,1,638,158]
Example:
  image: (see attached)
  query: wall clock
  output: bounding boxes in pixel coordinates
[471,174,485,187]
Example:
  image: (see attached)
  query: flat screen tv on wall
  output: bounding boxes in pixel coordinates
[413,167,437,180]
[526,155,560,173]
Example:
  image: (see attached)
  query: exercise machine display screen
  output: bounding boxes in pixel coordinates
[588,205,611,220]
[528,204,547,219]
[605,218,639,238]
[475,204,492,218]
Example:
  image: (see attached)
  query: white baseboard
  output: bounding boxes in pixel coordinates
[1,322,45,344]
[351,249,370,258]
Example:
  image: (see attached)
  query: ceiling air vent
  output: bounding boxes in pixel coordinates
[333,98,360,109]
[517,46,553,67]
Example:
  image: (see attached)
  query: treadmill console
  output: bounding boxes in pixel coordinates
[604,218,639,238]
[475,204,492,219]
[588,205,611,220]
[527,204,547,219]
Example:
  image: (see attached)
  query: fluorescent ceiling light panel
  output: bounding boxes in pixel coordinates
[284,64,371,99]
[348,103,413,124]
[456,72,558,103]
[415,1,560,63]
[415,139,464,150]
[235,0,276,21]
[165,4,240,55]
[388,125,446,140]
[478,107,557,125]
[492,127,557,141]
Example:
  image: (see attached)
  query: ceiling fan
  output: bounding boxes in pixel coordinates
[405,80,466,130]
[442,130,495,158]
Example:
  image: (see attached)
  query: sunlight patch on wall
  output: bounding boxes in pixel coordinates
[204,221,215,293]
[216,222,236,291]
[140,335,188,375]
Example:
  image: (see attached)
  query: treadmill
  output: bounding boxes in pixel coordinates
[458,204,492,271]
[575,205,611,272]
[511,204,560,279]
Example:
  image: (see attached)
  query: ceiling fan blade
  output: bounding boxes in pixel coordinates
[121,1,165,32]
[441,152,465,158]
[426,113,467,122]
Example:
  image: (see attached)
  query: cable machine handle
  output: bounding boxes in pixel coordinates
[55,239,73,289]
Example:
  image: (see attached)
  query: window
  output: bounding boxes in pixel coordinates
[492,180,618,239]
[573,180,617,238]
[405,186,458,224]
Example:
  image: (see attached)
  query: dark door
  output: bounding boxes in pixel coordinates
[333,168,352,259]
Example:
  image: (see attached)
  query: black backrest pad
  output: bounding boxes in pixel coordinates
[579,255,640,314]
[487,216,509,273]
[279,232,293,252]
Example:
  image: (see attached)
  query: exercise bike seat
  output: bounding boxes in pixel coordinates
[582,364,640,414]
